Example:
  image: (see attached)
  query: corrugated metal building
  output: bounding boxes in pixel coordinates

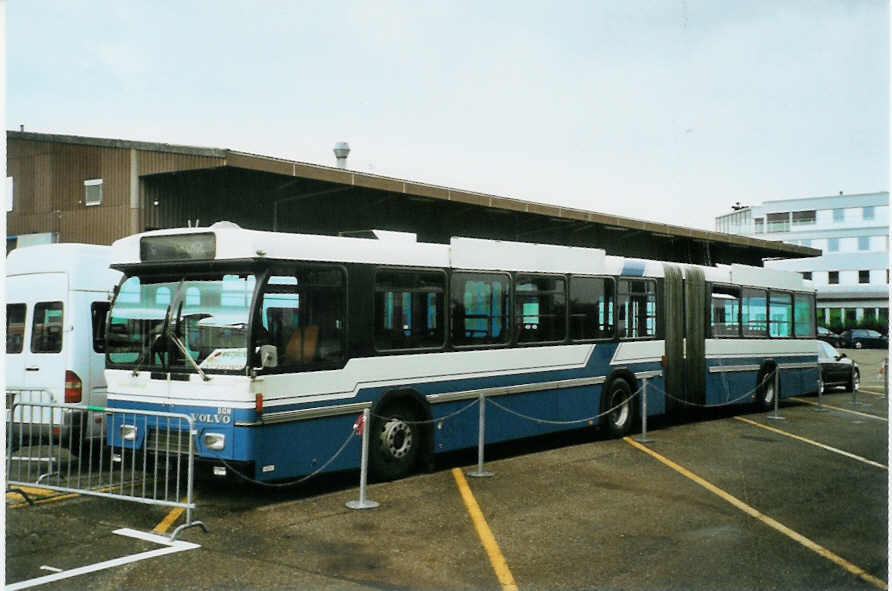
[6,130,819,266]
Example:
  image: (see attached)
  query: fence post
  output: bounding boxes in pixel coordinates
[767,368,785,421]
[636,378,653,443]
[468,392,493,478]
[346,408,379,510]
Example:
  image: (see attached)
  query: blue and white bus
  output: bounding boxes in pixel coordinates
[104,223,818,481]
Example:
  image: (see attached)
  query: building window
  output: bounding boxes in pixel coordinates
[84,179,103,206]
[6,176,12,212]
[827,238,839,252]
[858,236,871,251]
[792,210,816,226]
[801,271,812,280]
[753,218,764,234]
[828,271,839,285]
[859,270,870,284]
[863,206,875,220]
[766,212,790,233]
[833,208,845,222]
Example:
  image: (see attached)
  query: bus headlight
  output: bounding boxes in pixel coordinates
[203,433,226,450]
[120,424,138,441]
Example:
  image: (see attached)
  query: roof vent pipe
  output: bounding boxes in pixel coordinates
[333,142,350,169]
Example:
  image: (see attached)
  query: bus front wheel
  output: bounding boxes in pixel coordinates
[601,379,634,438]
[368,402,421,481]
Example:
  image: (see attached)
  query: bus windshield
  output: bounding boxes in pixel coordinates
[107,272,257,372]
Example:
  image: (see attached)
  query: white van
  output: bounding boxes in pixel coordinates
[6,244,122,451]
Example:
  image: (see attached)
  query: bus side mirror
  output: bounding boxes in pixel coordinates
[260,344,278,368]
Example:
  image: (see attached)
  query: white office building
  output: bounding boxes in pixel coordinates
[715,191,889,330]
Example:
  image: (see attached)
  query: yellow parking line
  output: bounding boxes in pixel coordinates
[734,417,887,470]
[452,468,518,591]
[791,397,888,421]
[153,499,189,534]
[624,437,887,590]
[6,485,55,499]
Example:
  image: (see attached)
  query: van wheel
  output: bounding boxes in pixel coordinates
[601,379,634,438]
[368,402,422,481]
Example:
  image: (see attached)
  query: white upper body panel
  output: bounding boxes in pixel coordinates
[7,244,122,291]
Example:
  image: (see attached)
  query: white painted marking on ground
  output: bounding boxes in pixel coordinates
[5,529,199,590]
[38,567,61,573]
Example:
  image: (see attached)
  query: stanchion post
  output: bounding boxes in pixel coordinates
[767,368,786,421]
[636,378,653,443]
[346,408,379,510]
[468,392,493,478]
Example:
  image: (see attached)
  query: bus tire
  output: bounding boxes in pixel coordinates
[601,379,634,438]
[757,366,778,411]
[368,401,422,481]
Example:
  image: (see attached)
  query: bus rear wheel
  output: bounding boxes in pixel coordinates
[601,379,634,438]
[368,402,421,481]
[757,367,778,411]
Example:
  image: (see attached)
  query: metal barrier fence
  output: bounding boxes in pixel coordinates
[6,400,206,540]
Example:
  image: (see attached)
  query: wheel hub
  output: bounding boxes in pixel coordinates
[610,391,630,426]
[380,418,412,459]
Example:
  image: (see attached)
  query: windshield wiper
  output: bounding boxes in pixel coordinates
[130,333,163,377]
[166,326,210,382]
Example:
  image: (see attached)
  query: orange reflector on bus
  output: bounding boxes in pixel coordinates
[255,393,263,414]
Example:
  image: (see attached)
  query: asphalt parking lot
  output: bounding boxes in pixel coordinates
[6,349,888,590]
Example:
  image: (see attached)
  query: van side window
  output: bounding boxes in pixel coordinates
[32,301,64,353]
[92,302,110,353]
[6,303,26,353]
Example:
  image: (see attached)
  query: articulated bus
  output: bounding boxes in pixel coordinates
[104,223,818,481]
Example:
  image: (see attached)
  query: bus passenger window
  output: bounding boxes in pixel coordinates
[793,294,815,338]
[569,277,614,341]
[374,270,445,350]
[741,288,767,337]
[258,269,345,368]
[617,279,655,339]
[710,287,740,337]
[451,272,510,346]
[769,292,792,338]
[31,302,64,353]
[6,303,26,354]
[515,275,566,343]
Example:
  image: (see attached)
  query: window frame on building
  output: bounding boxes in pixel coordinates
[84,178,104,207]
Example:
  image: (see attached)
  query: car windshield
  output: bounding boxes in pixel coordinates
[107,272,257,372]
[818,341,838,359]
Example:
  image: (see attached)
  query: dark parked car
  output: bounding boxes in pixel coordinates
[817,341,859,393]
[816,326,842,347]
[838,328,888,350]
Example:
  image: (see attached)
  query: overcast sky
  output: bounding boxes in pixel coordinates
[6,1,889,231]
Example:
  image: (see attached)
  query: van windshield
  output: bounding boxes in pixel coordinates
[107,273,257,372]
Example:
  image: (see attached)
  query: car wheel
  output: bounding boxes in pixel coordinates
[855,341,863,350]
[847,368,860,392]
